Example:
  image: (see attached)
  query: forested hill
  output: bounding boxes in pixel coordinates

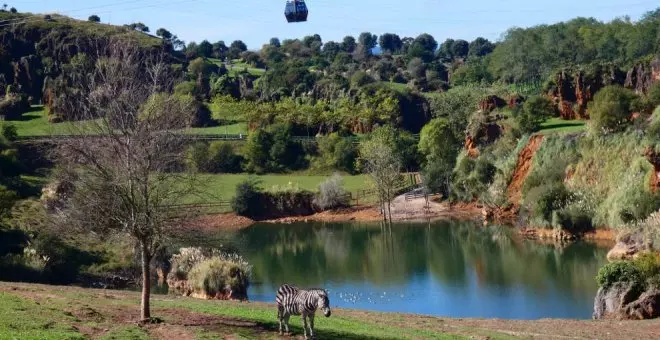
[1,7,660,130]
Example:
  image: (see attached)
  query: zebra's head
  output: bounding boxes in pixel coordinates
[317,290,331,317]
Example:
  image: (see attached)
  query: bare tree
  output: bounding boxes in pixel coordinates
[54,39,198,321]
[359,139,403,222]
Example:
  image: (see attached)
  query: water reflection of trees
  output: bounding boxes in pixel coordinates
[237,221,608,297]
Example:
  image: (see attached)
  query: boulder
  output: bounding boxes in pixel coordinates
[593,281,640,319]
[607,232,651,261]
[623,289,660,320]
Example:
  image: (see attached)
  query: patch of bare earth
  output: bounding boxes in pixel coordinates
[179,213,255,231]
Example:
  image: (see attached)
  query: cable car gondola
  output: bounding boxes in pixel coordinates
[284,0,308,23]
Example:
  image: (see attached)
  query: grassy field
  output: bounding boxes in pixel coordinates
[6,106,91,137]
[183,173,372,203]
[6,106,249,137]
[2,282,658,340]
[538,117,587,135]
[209,58,266,77]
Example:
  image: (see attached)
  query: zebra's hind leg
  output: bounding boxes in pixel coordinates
[277,306,283,335]
[283,314,291,335]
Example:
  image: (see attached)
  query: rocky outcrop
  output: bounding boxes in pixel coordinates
[625,57,660,94]
[593,282,641,319]
[549,65,626,119]
[478,95,507,113]
[507,95,525,109]
[643,146,660,192]
[465,135,479,158]
[607,232,653,261]
[594,282,660,320]
[622,290,660,319]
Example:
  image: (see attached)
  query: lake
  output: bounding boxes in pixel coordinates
[191,220,610,320]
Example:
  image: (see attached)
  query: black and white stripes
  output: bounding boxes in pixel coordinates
[276,284,331,339]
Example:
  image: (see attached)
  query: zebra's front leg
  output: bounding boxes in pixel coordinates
[308,313,315,339]
[302,313,309,339]
[278,307,283,335]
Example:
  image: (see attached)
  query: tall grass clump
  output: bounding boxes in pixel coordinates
[168,247,251,300]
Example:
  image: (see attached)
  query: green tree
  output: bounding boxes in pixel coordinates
[451,39,469,59]
[418,118,460,196]
[269,37,281,47]
[408,33,438,62]
[341,36,356,53]
[468,37,495,57]
[197,40,213,58]
[379,33,402,54]
[88,15,101,23]
[588,85,637,134]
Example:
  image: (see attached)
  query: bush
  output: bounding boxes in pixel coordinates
[596,261,642,288]
[314,174,349,210]
[208,142,242,173]
[231,178,261,216]
[310,133,358,174]
[648,83,660,107]
[351,71,374,88]
[588,85,637,134]
[513,95,555,133]
[450,154,496,202]
[523,182,570,223]
[647,106,660,138]
[0,93,30,120]
[632,252,660,281]
[552,205,593,233]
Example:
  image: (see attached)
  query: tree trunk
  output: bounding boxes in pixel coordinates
[140,241,152,321]
[387,201,393,222]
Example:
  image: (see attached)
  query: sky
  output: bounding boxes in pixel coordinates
[13,0,660,49]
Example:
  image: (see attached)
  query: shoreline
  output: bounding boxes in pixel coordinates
[185,201,618,244]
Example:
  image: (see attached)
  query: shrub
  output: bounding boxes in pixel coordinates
[208,142,242,173]
[351,71,374,88]
[596,261,642,288]
[314,174,349,210]
[588,85,637,134]
[523,182,570,223]
[552,205,593,233]
[185,142,210,172]
[513,95,555,133]
[450,154,496,202]
[632,252,660,281]
[231,178,261,216]
[0,93,30,120]
[648,82,660,107]
[310,133,358,174]
[647,106,660,138]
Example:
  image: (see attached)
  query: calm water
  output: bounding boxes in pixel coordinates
[193,220,610,320]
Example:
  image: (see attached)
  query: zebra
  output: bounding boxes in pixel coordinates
[276,284,331,339]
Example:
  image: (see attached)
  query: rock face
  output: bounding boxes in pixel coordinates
[549,66,626,120]
[594,283,660,320]
[625,57,660,94]
[644,146,660,192]
[593,282,640,319]
[623,290,660,320]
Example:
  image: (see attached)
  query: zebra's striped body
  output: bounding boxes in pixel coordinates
[276,284,331,339]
